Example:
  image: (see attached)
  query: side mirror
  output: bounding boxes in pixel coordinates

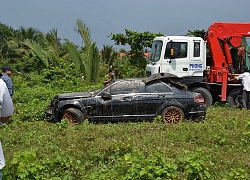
[102,92,112,100]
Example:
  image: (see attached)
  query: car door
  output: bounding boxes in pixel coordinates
[137,81,174,115]
[120,81,146,117]
[91,80,139,120]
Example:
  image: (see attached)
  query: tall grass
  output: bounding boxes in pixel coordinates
[1,106,250,179]
[0,71,250,179]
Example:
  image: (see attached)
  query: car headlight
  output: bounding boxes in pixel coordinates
[49,97,58,107]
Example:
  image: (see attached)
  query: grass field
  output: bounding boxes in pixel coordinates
[1,103,250,179]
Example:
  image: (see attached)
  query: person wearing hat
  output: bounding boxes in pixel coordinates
[1,66,14,100]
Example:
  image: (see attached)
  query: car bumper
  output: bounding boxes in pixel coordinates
[186,110,206,120]
[46,106,55,121]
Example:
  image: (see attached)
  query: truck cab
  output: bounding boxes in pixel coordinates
[146,36,206,83]
[146,36,213,106]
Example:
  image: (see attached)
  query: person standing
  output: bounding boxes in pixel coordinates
[235,66,250,109]
[102,68,115,85]
[1,66,14,100]
[0,78,14,179]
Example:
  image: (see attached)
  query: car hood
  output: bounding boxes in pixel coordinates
[56,92,93,100]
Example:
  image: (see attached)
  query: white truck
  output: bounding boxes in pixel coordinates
[146,22,250,107]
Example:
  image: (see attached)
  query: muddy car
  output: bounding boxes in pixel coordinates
[46,73,206,124]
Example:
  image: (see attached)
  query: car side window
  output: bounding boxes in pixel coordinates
[103,81,146,95]
[146,82,173,93]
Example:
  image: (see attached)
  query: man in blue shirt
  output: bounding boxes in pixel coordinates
[1,66,14,100]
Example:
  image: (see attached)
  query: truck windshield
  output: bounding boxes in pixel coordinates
[149,40,163,62]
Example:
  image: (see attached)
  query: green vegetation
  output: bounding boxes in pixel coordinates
[110,29,163,75]
[1,68,250,179]
[1,21,160,80]
[1,102,250,179]
[1,20,250,179]
[65,20,100,84]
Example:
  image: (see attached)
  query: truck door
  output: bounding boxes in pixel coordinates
[162,41,189,77]
[188,41,205,77]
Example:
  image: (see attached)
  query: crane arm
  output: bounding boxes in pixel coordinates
[206,22,250,69]
[206,22,250,101]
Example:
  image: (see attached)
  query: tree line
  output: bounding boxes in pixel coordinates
[0,20,162,83]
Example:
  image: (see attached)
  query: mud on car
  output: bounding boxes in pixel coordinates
[46,73,206,125]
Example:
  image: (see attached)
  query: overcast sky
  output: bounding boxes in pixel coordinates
[1,0,250,51]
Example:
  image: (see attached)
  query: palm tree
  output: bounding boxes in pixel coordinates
[20,28,63,69]
[0,24,45,60]
[0,23,14,47]
[46,28,62,57]
[65,19,100,84]
[17,26,43,42]
[22,39,51,68]
[0,23,19,59]
[101,45,115,67]
[64,39,85,74]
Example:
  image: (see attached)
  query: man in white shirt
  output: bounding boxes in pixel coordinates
[0,78,14,179]
[236,66,250,109]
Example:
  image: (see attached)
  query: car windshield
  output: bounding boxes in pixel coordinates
[149,40,163,62]
[94,80,131,95]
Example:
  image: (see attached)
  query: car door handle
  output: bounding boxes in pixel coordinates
[158,95,165,98]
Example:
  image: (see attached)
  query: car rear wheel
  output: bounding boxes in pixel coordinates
[161,106,184,124]
[62,108,84,125]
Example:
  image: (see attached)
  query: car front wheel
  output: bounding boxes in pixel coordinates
[62,108,84,125]
[161,106,184,124]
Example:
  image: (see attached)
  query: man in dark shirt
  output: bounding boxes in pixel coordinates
[1,66,14,100]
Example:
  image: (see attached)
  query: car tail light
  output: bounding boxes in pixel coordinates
[194,94,205,105]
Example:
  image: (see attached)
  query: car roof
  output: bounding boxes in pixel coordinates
[142,73,181,83]
[110,73,187,91]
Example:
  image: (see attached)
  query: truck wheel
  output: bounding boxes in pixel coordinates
[227,87,242,107]
[161,106,184,124]
[62,108,85,125]
[190,87,213,107]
